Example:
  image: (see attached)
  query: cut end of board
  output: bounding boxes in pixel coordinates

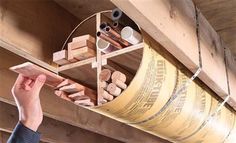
[9,62,64,87]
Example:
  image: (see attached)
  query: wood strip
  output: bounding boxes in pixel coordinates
[10,62,64,87]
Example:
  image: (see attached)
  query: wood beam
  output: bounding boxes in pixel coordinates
[111,0,236,108]
[0,101,122,143]
[0,48,169,143]
[0,0,79,72]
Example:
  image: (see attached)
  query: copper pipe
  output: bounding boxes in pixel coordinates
[97,32,123,49]
[105,26,121,38]
[105,26,131,47]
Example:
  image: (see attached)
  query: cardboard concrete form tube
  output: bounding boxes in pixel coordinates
[224,118,236,143]
[93,42,236,143]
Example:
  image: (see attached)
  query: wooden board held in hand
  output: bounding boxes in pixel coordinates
[10,62,64,87]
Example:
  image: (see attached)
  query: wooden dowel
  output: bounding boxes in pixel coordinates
[107,83,122,96]
[99,88,114,101]
[104,60,133,83]
[111,71,126,83]
[100,81,108,89]
[112,78,127,90]
[99,69,112,82]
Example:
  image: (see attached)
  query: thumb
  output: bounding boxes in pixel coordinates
[32,74,46,93]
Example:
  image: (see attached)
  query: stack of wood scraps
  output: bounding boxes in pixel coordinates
[53,34,96,66]
[55,79,97,107]
[10,62,96,107]
[99,69,127,104]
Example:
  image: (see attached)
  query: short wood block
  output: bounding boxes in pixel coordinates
[53,50,70,65]
[72,34,96,44]
[73,47,96,61]
[68,40,95,50]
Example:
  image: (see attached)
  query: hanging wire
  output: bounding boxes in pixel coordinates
[61,10,112,51]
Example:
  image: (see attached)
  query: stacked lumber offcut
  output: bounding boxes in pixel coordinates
[53,35,96,66]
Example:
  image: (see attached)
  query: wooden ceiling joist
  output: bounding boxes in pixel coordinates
[111,0,236,109]
[0,0,79,72]
[0,101,121,143]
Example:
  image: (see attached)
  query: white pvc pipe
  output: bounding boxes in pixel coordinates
[97,38,117,53]
[121,26,142,45]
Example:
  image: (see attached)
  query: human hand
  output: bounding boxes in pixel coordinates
[11,74,46,131]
